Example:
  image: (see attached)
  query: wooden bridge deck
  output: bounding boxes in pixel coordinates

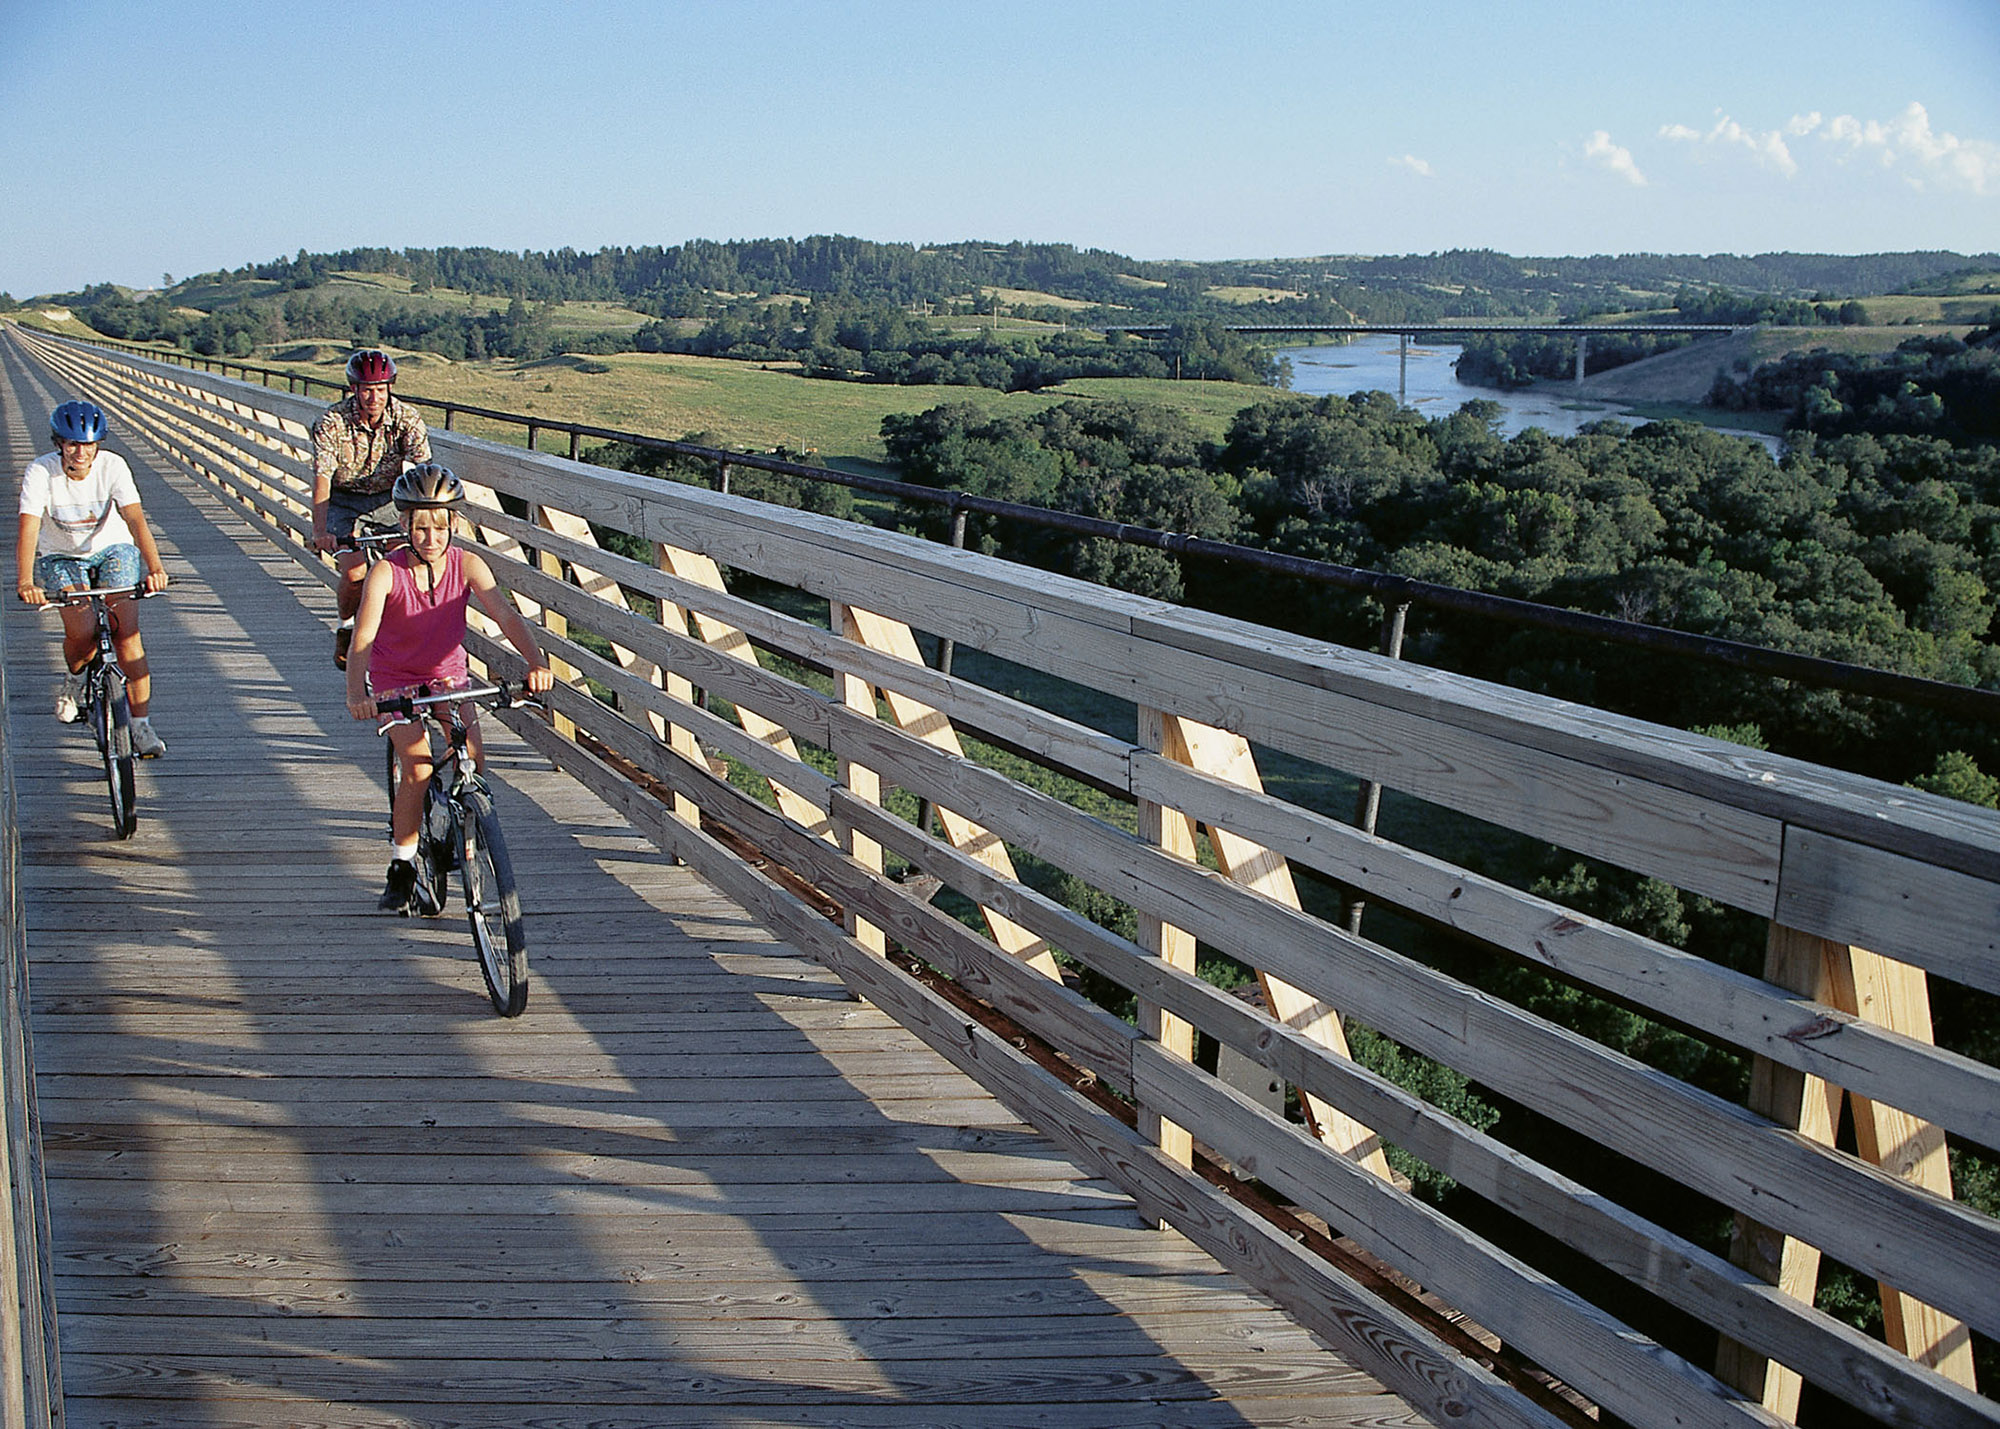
[0,346,1409,1427]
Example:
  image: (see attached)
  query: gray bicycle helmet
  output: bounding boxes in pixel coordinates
[392,462,465,512]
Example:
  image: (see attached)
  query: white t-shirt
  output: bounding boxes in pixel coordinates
[19,451,140,557]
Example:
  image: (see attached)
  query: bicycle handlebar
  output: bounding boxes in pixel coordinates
[33,584,160,609]
[337,525,406,554]
[375,680,546,719]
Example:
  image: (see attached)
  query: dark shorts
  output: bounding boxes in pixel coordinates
[327,488,398,544]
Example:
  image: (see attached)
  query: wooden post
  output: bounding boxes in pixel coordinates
[1345,600,1409,935]
[1827,946,1976,1383]
[1151,714,1393,1182]
[830,603,886,954]
[836,604,1059,979]
[528,507,579,741]
[1136,706,1200,1173]
[651,543,703,832]
[1717,924,1976,1419]
[653,544,830,840]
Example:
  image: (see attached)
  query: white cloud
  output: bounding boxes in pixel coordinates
[1391,153,1434,178]
[1659,113,1796,175]
[1818,102,1996,194]
[1658,102,1997,196]
[1584,130,1647,186]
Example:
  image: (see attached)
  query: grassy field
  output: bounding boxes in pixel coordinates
[1206,285,1300,304]
[1577,324,1967,405]
[1850,293,2000,324]
[245,347,1289,462]
[980,286,1098,311]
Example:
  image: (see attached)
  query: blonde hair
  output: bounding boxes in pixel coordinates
[400,504,460,539]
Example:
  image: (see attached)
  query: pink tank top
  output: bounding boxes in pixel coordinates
[369,546,471,691]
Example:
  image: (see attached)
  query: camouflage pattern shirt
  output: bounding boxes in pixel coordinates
[310,394,431,497]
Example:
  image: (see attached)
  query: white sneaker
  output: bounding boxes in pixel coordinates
[54,673,81,724]
[130,717,167,758]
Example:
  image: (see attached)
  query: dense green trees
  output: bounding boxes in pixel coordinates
[1454,329,1704,389]
[880,389,1999,784]
[882,400,1239,599]
[1708,323,2000,443]
[631,301,1280,392]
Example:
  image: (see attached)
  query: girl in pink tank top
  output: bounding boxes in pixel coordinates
[368,544,472,692]
[342,467,554,914]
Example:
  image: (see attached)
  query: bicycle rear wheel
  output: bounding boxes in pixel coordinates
[93,667,138,839]
[460,789,526,1016]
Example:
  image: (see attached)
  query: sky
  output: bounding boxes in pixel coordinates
[3,0,1997,298]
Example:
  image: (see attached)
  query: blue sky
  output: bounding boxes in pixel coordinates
[3,0,1996,298]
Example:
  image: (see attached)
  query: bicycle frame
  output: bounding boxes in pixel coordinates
[40,583,156,838]
[375,681,537,1015]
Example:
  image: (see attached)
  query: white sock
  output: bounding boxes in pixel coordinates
[392,840,418,862]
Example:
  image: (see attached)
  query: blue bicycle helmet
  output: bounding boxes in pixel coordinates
[51,400,108,445]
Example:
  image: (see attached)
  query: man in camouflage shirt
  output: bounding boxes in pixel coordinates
[311,349,430,667]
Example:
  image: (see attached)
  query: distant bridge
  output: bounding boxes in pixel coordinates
[1097,321,1747,398]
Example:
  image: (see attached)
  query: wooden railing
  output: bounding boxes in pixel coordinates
[0,497,63,1429]
[15,324,2000,1429]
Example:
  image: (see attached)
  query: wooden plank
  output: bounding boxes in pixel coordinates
[1777,827,2000,996]
[501,691,1554,1429]
[824,785,1997,1428]
[1133,1042,1783,1429]
[1145,603,2000,879]
[819,702,2000,1340]
[1128,744,2000,1149]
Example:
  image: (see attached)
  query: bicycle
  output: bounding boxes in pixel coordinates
[333,519,405,675]
[376,681,538,1016]
[339,520,413,820]
[38,584,161,839]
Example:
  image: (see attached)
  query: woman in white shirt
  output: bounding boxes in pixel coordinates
[15,400,171,756]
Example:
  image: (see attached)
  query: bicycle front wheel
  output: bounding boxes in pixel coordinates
[384,727,400,836]
[95,668,138,839]
[460,789,526,1016]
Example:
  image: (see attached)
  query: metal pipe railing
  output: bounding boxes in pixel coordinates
[51,330,2000,725]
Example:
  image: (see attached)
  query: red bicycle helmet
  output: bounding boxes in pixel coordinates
[345,349,398,386]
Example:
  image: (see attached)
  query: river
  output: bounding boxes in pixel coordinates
[1274,336,1782,452]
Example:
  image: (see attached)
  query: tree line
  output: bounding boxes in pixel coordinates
[46,239,2000,375]
[875,384,1999,793]
[1707,320,2000,442]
